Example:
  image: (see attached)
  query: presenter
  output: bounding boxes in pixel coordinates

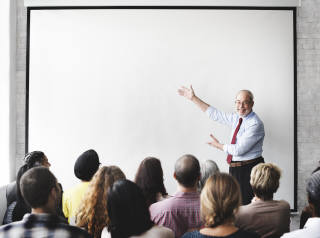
[178,85,265,205]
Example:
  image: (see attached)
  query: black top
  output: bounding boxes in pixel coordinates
[181,230,260,238]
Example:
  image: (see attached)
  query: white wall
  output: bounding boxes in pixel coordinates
[0,0,16,185]
[28,8,295,207]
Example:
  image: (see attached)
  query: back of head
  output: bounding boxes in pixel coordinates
[307,170,320,217]
[201,173,241,228]
[74,149,100,181]
[199,160,220,191]
[107,179,153,238]
[250,163,281,200]
[76,166,126,238]
[175,154,200,188]
[134,157,167,206]
[16,151,47,205]
[20,167,57,209]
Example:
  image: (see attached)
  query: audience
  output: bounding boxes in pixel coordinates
[182,173,258,238]
[76,166,126,238]
[198,160,219,192]
[149,154,202,238]
[134,157,169,207]
[282,170,320,238]
[102,179,174,238]
[0,167,91,238]
[63,149,100,223]
[235,163,290,238]
[3,151,56,224]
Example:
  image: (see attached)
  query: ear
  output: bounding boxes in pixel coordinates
[173,172,177,180]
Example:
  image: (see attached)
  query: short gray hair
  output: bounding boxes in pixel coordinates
[237,90,254,102]
[198,160,220,191]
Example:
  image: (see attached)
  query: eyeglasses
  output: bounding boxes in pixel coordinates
[235,100,252,106]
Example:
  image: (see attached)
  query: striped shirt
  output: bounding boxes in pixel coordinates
[149,191,201,238]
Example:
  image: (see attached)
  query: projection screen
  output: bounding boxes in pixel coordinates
[27,7,296,208]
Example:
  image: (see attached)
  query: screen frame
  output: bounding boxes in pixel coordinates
[26,6,297,211]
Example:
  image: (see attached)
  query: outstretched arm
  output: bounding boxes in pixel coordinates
[178,85,210,112]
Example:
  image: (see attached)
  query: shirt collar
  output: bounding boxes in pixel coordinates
[240,110,254,120]
[174,191,200,198]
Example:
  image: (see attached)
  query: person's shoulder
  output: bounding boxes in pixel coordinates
[147,225,175,238]
[281,229,306,238]
[181,230,203,238]
[236,229,259,238]
[150,195,175,210]
[65,224,92,237]
[237,202,256,215]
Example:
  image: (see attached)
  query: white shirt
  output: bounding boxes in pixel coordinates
[281,217,320,238]
[101,225,174,238]
[206,106,264,161]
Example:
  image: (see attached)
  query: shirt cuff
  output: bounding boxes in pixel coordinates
[223,144,228,153]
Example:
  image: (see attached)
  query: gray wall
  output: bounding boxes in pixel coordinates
[14,0,320,229]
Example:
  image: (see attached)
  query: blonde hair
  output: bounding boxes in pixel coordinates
[76,166,126,238]
[200,173,241,228]
[250,163,281,200]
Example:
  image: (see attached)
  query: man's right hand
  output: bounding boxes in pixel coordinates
[178,85,195,100]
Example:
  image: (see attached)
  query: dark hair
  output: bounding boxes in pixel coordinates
[174,154,200,188]
[134,157,168,207]
[74,149,100,181]
[23,151,46,169]
[107,179,154,238]
[20,167,57,208]
[14,151,47,217]
[307,171,320,217]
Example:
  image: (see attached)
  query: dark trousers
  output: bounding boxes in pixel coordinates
[229,157,264,205]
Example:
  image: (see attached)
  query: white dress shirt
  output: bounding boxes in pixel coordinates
[281,217,320,238]
[206,106,264,161]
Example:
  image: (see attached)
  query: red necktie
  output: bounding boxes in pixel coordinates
[227,117,243,164]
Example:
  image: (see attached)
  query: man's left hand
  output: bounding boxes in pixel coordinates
[207,134,224,151]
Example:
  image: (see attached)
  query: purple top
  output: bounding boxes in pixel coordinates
[149,191,201,238]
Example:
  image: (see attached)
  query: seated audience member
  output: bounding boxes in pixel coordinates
[300,161,320,228]
[63,149,100,223]
[282,171,320,238]
[76,166,126,238]
[0,167,91,238]
[182,173,259,238]
[235,163,290,238]
[3,151,54,224]
[102,179,174,238]
[134,157,169,207]
[149,154,202,238]
[198,160,219,192]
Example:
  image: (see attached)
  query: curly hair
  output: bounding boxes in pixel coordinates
[134,157,167,207]
[201,173,241,228]
[76,166,126,238]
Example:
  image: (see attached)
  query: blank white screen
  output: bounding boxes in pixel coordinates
[28,9,295,207]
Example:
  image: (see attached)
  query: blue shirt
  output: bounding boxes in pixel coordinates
[206,106,264,162]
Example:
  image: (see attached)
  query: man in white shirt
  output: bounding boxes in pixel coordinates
[281,170,320,238]
[178,85,265,205]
